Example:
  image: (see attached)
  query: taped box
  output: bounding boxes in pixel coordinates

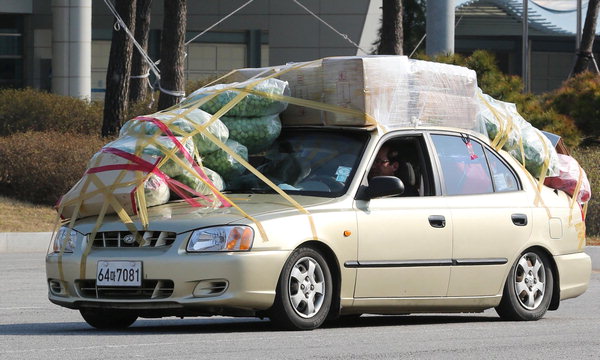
[217,56,480,130]
[279,61,324,125]
[321,56,410,127]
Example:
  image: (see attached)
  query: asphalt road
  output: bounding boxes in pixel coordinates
[1,252,599,360]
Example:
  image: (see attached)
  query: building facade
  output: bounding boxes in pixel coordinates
[0,0,378,99]
[0,0,598,98]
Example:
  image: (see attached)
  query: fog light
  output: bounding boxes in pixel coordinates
[48,279,66,296]
[193,279,228,297]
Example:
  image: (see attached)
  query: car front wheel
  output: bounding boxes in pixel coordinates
[496,250,553,321]
[79,309,138,329]
[269,247,333,330]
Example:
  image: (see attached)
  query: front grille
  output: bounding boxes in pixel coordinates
[77,279,174,299]
[92,231,176,248]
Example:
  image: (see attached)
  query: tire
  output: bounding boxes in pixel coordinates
[495,250,554,321]
[79,309,138,329]
[269,247,333,330]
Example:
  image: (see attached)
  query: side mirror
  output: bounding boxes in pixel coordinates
[359,176,405,200]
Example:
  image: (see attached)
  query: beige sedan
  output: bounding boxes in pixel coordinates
[46,126,591,330]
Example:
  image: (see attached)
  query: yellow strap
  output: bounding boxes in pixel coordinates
[576,221,587,250]
[79,173,140,279]
[522,164,552,218]
[534,130,551,190]
[79,195,110,280]
[236,87,378,125]
[477,93,505,151]
[568,163,585,225]
[57,153,104,285]
[201,128,319,240]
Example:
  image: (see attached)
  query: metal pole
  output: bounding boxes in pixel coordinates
[522,0,529,93]
[577,0,582,50]
[426,0,455,56]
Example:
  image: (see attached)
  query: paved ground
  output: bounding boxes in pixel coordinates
[0,252,599,360]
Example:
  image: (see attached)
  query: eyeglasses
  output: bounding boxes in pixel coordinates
[373,159,390,165]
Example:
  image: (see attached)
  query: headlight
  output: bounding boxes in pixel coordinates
[187,226,254,252]
[51,226,82,253]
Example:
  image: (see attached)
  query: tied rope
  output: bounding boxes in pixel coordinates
[185,0,255,46]
[103,0,185,97]
[293,0,369,54]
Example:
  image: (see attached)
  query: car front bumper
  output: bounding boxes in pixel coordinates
[46,248,289,317]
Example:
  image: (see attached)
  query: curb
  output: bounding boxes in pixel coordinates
[1,233,599,270]
[0,232,51,253]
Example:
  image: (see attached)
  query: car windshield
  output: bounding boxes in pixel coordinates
[226,129,369,197]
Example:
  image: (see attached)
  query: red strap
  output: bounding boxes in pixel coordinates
[134,116,231,207]
[88,146,214,208]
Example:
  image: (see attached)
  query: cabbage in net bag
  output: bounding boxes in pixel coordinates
[97,135,196,178]
[120,108,229,155]
[183,78,290,117]
[477,93,559,179]
[202,139,248,181]
[221,114,282,154]
[172,167,225,199]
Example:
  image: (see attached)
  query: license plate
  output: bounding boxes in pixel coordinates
[96,261,142,287]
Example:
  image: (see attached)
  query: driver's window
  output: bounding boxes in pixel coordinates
[431,134,493,196]
[368,136,430,197]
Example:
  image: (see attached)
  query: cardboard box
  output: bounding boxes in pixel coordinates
[321,56,410,126]
[220,56,479,130]
[279,62,325,125]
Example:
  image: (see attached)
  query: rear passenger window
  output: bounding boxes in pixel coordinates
[431,134,493,195]
[485,148,519,192]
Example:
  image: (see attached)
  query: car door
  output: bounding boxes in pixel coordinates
[429,133,533,297]
[353,134,453,298]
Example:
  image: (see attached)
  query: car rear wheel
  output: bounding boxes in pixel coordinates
[269,247,333,330]
[496,250,553,321]
[79,309,138,329]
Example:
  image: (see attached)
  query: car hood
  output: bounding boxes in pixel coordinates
[72,194,338,234]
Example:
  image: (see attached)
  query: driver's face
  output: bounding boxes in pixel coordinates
[369,147,397,179]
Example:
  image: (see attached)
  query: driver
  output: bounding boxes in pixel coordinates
[368,145,399,180]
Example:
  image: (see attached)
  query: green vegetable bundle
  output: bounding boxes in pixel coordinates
[202,139,248,181]
[477,93,559,178]
[221,114,282,154]
[183,78,289,117]
[120,108,229,155]
[172,167,224,199]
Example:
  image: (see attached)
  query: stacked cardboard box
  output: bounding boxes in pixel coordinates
[225,56,479,130]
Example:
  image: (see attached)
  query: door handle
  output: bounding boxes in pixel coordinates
[511,213,528,226]
[428,215,446,228]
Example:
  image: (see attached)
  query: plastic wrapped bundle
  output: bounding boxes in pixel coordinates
[98,135,196,178]
[544,154,591,203]
[144,174,170,207]
[183,78,290,117]
[478,95,518,149]
[476,93,559,179]
[508,121,559,179]
[405,59,479,130]
[120,108,229,155]
[221,114,282,154]
[202,139,248,181]
[172,167,225,199]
